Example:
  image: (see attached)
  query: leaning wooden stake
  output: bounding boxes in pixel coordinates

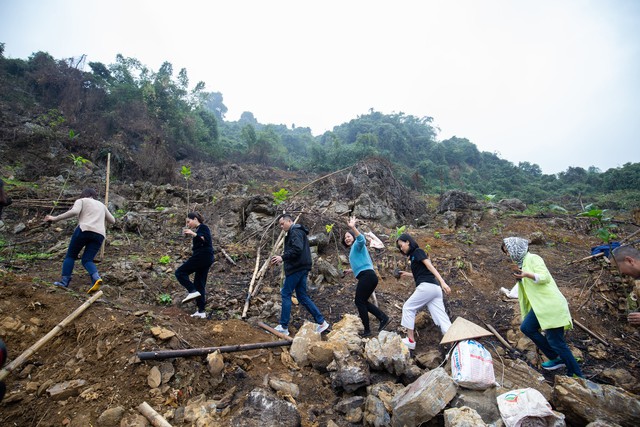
[567,252,604,265]
[241,253,261,318]
[574,319,609,346]
[0,290,104,381]
[138,339,291,360]
[485,323,514,351]
[99,152,111,260]
[258,321,294,341]
[137,401,172,427]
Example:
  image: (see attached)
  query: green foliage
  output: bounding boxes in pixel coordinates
[69,129,78,140]
[158,255,171,265]
[157,293,172,305]
[180,165,191,180]
[424,244,431,253]
[70,154,89,167]
[37,108,65,129]
[114,209,127,219]
[15,252,53,260]
[433,231,441,239]
[483,194,496,202]
[272,188,289,205]
[395,225,407,238]
[578,204,617,244]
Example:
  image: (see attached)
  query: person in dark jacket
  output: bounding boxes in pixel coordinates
[176,212,214,318]
[270,213,329,336]
[0,179,12,219]
[0,338,7,402]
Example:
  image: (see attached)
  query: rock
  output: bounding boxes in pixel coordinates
[363,382,405,427]
[451,387,501,425]
[498,198,527,212]
[315,257,342,284]
[268,377,300,398]
[529,231,545,245]
[438,190,481,213]
[327,350,371,392]
[365,331,413,376]
[231,388,301,427]
[119,413,150,427]
[586,420,623,427]
[183,393,218,424]
[444,406,488,427]
[96,406,125,426]
[147,366,161,389]
[47,379,87,400]
[149,327,175,340]
[158,362,175,384]
[391,367,457,427]
[552,375,640,427]
[492,357,553,401]
[308,232,329,249]
[353,192,398,227]
[290,321,323,366]
[415,349,444,369]
[600,368,638,391]
[206,350,225,385]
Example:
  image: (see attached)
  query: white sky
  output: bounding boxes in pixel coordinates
[1,0,639,174]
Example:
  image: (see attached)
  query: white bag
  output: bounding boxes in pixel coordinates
[497,388,565,427]
[451,339,496,390]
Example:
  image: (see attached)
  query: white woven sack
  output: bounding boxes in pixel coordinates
[451,339,496,390]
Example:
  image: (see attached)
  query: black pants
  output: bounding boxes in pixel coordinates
[175,253,213,312]
[355,269,386,332]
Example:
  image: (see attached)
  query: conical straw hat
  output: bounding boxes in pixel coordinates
[440,317,493,344]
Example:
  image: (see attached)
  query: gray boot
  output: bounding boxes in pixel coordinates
[54,275,71,288]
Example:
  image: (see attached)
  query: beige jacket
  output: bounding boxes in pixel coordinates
[50,198,115,237]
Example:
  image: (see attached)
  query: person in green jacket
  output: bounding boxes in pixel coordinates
[502,237,583,377]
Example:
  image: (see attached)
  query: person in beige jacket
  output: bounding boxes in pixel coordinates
[45,188,115,292]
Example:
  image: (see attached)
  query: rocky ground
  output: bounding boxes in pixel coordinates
[1,161,639,426]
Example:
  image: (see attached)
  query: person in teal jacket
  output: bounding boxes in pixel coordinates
[343,216,390,337]
[502,237,583,377]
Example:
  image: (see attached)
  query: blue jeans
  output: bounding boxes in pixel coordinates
[62,227,104,278]
[520,309,583,377]
[175,254,213,312]
[279,269,324,328]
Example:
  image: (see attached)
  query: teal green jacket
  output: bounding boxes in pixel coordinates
[518,252,573,330]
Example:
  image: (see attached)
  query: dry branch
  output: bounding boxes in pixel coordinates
[485,323,514,351]
[567,252,604,265]
[241,252,261,318]
[220,247,237,265]
[258,321,294,341]
[574,319,609,346]
[0,291,104,381]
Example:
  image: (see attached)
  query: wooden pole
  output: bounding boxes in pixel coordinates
[137,402,172,427]
[241,252,261,318]
[99,153,111,260]
[0,291,103,381]
[485,323,514,351]
[257,321,294,341]
[137,339,291,360]
[573,319,609,346]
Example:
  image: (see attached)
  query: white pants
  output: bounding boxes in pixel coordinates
[401,282,451,335]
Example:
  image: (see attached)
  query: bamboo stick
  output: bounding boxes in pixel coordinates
[241,252,261,318]
[257,321,294,341]
[137,339,291,360]
[99,152,111,260]
[574,319,609,346]
[0,291,103,381]
[137,401,172,427]
[485,323,514,351]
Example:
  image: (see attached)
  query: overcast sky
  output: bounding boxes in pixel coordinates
[1,0,639,174]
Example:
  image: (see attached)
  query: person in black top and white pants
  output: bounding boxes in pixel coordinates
[395,233,452,350]
[176,212,214,318]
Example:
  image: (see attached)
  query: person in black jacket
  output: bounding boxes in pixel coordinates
[175,212,214,318]
[270,214,329,336]
[0,338,7,402]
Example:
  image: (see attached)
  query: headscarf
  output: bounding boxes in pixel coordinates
[503,237,529,268]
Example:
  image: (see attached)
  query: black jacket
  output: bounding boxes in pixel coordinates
[282,224,312,275]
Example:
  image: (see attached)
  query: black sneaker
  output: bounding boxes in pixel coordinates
[359,330,372,338]
[378,316,391,332]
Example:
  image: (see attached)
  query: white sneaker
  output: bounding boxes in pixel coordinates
[182,291,201,303]
[316,321,330,334]
[401,337,416,350]
[190,311,206,319]
[274,324,289,336]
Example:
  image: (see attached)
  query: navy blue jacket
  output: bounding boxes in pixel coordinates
[282,224,312,275]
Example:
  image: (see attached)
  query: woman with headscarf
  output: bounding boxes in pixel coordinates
[44,188,115,292]
[501,237,583,377]
[396,233,452,350]
[343,216,390,337]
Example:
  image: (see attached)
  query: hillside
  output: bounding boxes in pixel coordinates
[1,156,639,426]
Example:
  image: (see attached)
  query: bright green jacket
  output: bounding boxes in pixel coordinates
[518,252,573,330]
